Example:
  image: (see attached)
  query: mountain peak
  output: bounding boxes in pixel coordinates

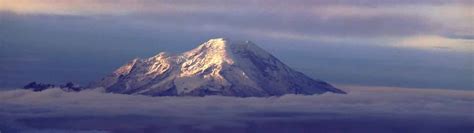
[200,38,256,49]
[200,38,228,48]
[193,38,231,53]
[206,37,229,44]
[93,38,345,97]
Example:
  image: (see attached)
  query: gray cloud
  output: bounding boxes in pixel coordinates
[2,0,471,38]
[124,11,435,37]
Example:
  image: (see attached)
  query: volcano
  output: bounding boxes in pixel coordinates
[93,38,345,97]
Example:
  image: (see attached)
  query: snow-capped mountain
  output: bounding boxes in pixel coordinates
[93,38,345,97]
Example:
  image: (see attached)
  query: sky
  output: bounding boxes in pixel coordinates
[0,0,473,90]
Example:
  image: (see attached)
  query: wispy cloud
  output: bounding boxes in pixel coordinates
[396,35,474,52]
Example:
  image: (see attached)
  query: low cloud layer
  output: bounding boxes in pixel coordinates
[0,86,473,132]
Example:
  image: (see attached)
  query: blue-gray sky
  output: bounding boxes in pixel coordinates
[0,0,472,90]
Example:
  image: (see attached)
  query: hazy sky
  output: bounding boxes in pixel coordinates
[0,0,472,90]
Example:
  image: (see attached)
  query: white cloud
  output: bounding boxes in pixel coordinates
[396,35,473,52]
[0,86,473,132]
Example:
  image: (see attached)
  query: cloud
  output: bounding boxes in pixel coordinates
[0,86,473,132]
[396,35,474,52]
[1,0,472,52]
[1,0,472,37]
[2,0,472,14]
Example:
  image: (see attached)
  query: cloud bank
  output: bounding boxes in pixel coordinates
[0,86,473,132]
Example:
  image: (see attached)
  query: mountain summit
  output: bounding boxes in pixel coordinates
[93,38,345,97]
